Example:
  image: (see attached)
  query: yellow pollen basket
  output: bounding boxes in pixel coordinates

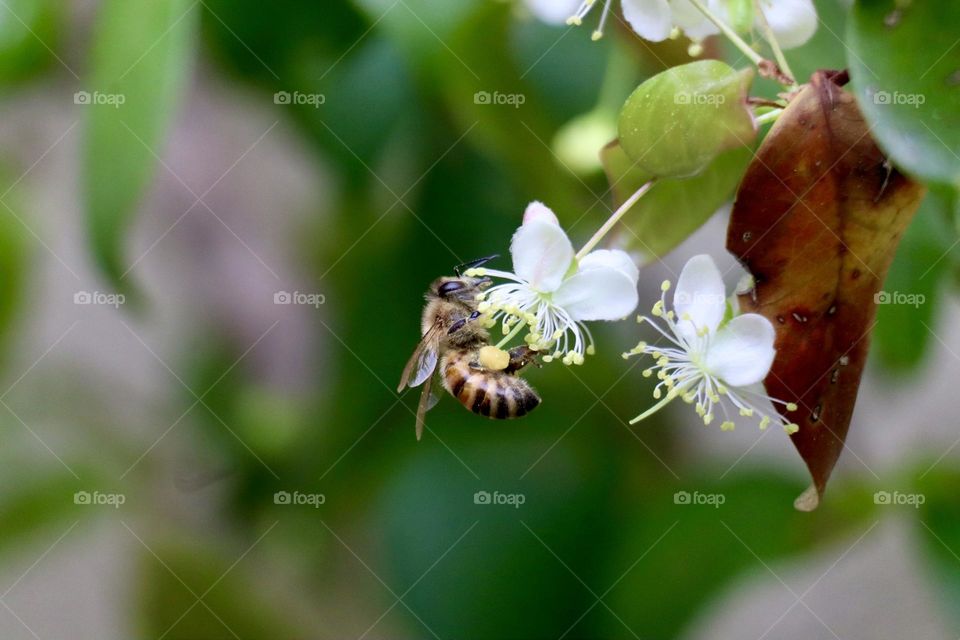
[478,345,510,371]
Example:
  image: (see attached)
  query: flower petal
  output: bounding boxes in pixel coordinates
[757,0,817,49]
[525,0,583,24]
[510,217,574,293]
[622,0,673,42]
[673,254,726,341]
[705,313,776,386]
[523,200,560,226]
[553,266,639,321]
[578,249,640,285]
[669,0,722,40]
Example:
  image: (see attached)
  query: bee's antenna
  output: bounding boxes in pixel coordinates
[454,254,499,277]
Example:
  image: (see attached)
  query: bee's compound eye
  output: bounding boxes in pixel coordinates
[438,281,464,297]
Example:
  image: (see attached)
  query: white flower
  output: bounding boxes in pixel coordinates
[560,0,723,42]
[756,0,817,49]
[623,254,798,432]
[468,201,639,365]
[527,0,817,50]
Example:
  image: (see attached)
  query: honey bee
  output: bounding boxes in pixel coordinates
[398,256,541,439]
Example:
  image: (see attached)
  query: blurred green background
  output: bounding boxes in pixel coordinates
[0,0,957,638]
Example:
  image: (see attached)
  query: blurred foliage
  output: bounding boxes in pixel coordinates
[138,537,300,639]
[0,0,59,85]
[917,468,960,630]
[0,0,955,638]
[83,0,198,292]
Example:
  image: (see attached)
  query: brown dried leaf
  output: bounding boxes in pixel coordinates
[726,70,926,510]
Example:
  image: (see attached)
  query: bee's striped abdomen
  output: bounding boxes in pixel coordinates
[442,349,540,419]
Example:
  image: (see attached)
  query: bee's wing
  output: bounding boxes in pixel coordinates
[415,373,440,441]
[397,321,442,391]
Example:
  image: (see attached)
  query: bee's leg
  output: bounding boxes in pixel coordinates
[447,310,481,335]
[505,345,540,373]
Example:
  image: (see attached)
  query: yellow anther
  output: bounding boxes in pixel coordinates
[786,403,798,412]
[703,413,714,425]
[661,280,671,292]
[720,421,735,431]
[652,301,664,317]
[636,315,645,324]
[642,369,654,378]
[739,408,754,417]
[653,388,662,400]
[759,415,771,430]
[586,345,595,355]
[591,29,603,40]
[784,423,799,435]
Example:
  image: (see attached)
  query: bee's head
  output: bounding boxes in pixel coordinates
[430,275,490,302]
[427,255,498,303]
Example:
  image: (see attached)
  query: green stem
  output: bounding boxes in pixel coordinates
[686,0,764,68]
[753,0,798,89]
[576,180,656,260]
[495,320,526,349]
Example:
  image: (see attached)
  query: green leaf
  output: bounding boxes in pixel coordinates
[601,140,751,262]
[873,187,957,371]
[83,0,197,290]
[617,60,755,178]
[847,1,960,190]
